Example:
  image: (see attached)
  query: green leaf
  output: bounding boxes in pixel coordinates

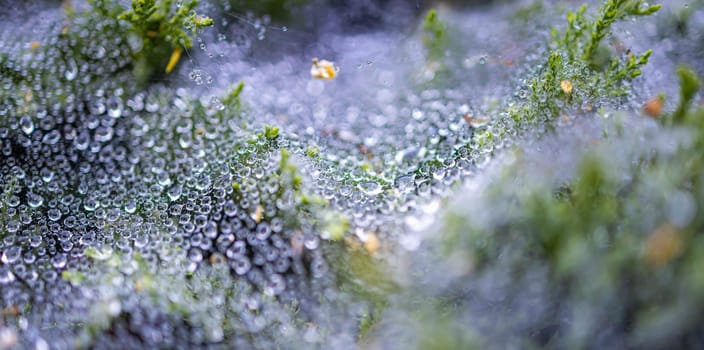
[673,65,702,123]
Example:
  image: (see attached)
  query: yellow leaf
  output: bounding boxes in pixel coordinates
[165,47,182,74]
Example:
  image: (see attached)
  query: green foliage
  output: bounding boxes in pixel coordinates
[582,0,661,62]
[520,0,660,123]
[438,68,704,347]
[321,211,349,241]
[114,0,213,84]
[118,0,213,49]
[525,51,567,121]
[422,9,448,61]
[62,270,87,285]
[0,0,686,347]
[263,125,280,140]
[673,65,702,123]
[84,247,115,261]
[305,145,320,158]
[86,0,123,19]
[229,132,328,237]
[556,1,660,63]
[324,241,398,335]
[555,0,659,70]
[416,311,480,350]
[278,148,301,190]
[222,81,245,113]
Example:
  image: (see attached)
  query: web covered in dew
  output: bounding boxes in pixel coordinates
[0,0,701,348]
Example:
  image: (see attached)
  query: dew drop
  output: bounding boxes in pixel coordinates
[52,254,67,269]
[64,60,77,81]
[358,181,382,196]
[124,199,137,213]
[106,97,123,118]
[0,267,16,284]
[1,246,21,264]
[20,115,34,134]
[167,185,183,201]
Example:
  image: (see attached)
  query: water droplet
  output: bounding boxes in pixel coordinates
[394,175,415,193]
[412,109,424,121]
[125,199,137,213]
[52,254,67,269]
[167,185,182,201]
[232,258,251,275]
[358,181,382,196]
[1,246,21,264]
[48,208,62,221]
[0,267,15,284]
[106,97,123,118]
[188,248,203,263]
[210,96,224,111]
[19,115,34,134]
[64,60,77,81]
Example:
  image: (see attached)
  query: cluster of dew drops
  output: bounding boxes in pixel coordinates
[0,11,347,347]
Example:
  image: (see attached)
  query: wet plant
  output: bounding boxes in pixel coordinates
[421,66,704,348]
[521,0,661,123]
[117,0,214,84]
